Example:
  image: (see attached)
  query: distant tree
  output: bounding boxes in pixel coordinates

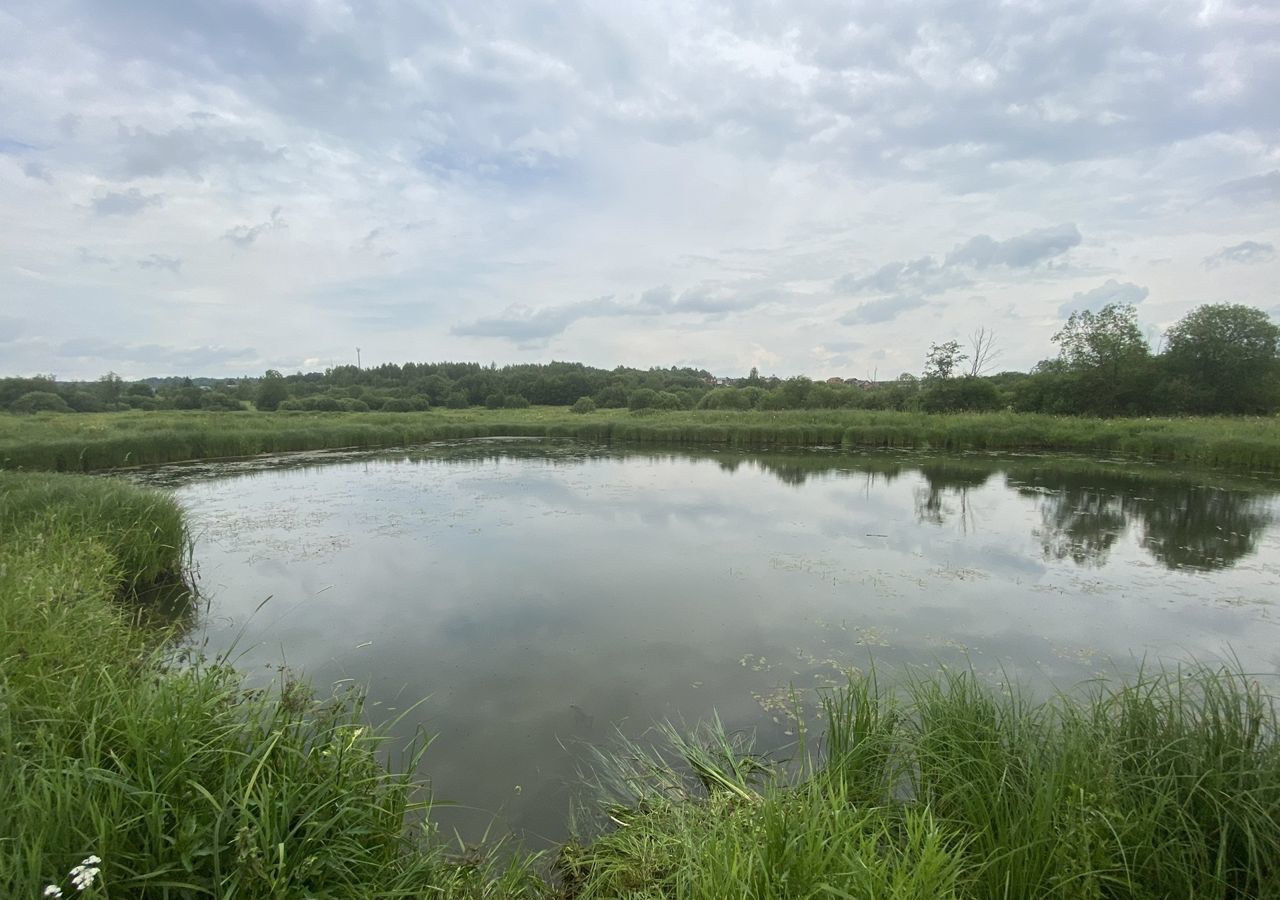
[745,366,762,386]
[570,396,596,414]
[502,394,530,409]
[255,370,289,411]
[628,388,658,410]
[484,393,504,409]
[96,372,124,407]
[1162,303,1280,414]
[125,382,155,398]
[444,391,469,409]
[924,341,968,380]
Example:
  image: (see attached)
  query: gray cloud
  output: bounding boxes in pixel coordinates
[138,254,183,273]
[1203,240,1276,268]
[452,280,781,343]
[115,123,283,180]
[452,295,622,343]
[835,224,1083,325]
[91,188,163,216]
[57,338,256,371]
[835,257,968,298]
[945,225,1083,269]
[840,296,927,326]
[1216,171,1280,205]
[22,160,52,182]
[1058,279,1149,317]
[223,207,286,248]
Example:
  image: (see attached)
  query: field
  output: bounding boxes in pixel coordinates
[4,407,1280,473]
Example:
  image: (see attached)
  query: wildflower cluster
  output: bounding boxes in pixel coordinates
[43,855,101,897]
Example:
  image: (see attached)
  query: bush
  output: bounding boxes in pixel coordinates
[485,393,504,410]
[445,392,470,409]
[336,398,370,412]
[502,394,530,409]
[571,396,597,414]
[10,391,71,414]
[379,398,416,412]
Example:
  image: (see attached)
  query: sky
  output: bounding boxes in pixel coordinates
[1,0,1278,381]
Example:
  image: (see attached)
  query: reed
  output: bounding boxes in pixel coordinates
[4,408,1280,474]
[563,667,1280,899]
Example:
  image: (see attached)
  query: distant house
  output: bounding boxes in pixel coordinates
[825,376,846,386]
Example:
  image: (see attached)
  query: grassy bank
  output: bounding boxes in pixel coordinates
[0,472,544,898]
[566,669,1280,899]
[3,408,1280,474]
[5,472,1280,898]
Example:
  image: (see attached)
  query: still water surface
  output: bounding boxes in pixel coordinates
[143,441,1280,845]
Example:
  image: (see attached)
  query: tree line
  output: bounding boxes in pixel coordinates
[3,302,1276,418]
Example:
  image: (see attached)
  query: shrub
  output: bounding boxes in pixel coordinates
[571,396,597,414]
[11,391,71,414]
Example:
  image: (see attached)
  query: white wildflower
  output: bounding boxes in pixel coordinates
[44,886,63,898]
[68,856,101,892]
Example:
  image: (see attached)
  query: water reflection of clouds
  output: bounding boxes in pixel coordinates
[162,442,1280,845]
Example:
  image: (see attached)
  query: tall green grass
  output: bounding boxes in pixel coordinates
[563,668,1280,899]
[4,408,1280,473]
[0,472,546,898]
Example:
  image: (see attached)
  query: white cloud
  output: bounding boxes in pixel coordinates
[0,0,1276,378]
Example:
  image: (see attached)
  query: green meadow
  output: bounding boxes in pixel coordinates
[4,407,1280,473]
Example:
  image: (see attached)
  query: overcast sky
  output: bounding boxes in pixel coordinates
[2,0,1278,380]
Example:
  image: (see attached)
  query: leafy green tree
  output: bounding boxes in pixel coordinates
[924,341,967,380]
[1050,303,1152,415]
[570,396,596,414]
[1162,303,1280,414]
[255,370,289,411]
[95,372,124,407]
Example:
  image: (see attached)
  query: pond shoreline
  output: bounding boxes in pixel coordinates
[4,464,1280,897]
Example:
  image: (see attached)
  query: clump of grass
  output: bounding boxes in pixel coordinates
[0,472,547,898]
[564,667,1280,899]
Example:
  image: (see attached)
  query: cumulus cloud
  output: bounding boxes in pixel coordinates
[1058,280,1149,317]
[945,225,1083,269]
[1,1,1277,376]
[91,188,163,216]
[222,207,286,248]
[1203,240,1276,268]
[835,224,1083,324]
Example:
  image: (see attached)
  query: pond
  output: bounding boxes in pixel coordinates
[139,440,1280,847]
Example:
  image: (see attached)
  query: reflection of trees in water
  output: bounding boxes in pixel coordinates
[1020,472,1273,571]
[914,465,993,529]
[1139,489,1271,571]
[1030,487,1127,567]
[143,440,1277,574]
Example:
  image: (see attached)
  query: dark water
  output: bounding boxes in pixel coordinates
[142,441,1280,846]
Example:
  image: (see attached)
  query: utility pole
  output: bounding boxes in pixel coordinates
[356,347,362,369]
